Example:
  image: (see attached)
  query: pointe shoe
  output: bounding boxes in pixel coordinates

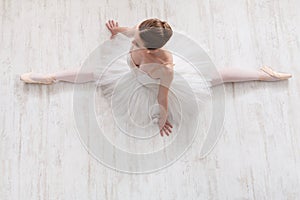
[259,66,292,81]
[20,72,56,84]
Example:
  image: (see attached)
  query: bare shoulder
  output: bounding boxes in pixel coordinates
[158,63,174,87]
[160,49,174,64]
[160,50,174,76]
[145,61,174,82]
[146,49,174,79]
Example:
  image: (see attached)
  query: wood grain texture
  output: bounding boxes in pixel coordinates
[1,0,300,199]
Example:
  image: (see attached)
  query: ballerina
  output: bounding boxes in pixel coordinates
[20,18,292,137]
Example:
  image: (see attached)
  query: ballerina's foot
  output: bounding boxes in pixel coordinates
[20,72,56,84]
[259,66,292,81]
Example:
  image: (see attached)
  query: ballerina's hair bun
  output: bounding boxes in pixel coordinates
[138,18,173,50]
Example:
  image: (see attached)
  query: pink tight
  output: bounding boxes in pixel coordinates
[210,67,274,86]
[50,68,97,83]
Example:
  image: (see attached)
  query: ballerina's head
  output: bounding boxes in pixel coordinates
[132,18,173,53]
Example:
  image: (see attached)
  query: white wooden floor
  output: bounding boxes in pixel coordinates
[1,0,300,199]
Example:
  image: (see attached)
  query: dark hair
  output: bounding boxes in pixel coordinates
[138,18,173,50]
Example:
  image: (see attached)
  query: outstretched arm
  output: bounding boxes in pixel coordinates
[105,20,138,39]
[157,64,175,136]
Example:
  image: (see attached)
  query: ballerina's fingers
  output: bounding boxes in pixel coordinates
[109,20,116,28]
[112,20,116,27]
[162,127,169,136]
[106,21,112,29]
[162,125,172,136]
[160,129,164,137]
[107,20,111,27]
[159,121,173,137]
[164,124,172,134]
[160,127,168,137]
[112,20,119,27]
[165,121,173,128]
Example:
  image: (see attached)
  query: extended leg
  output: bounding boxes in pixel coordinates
[50,68,97,83]
[20,68,97,84]
[210,66,292,87]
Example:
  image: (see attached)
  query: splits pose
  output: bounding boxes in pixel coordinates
[20,18,292,137]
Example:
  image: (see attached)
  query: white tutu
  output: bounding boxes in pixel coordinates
[74,30,222,172]
[95,32,215,125]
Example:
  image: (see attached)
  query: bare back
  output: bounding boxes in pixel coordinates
[129,45,174,79]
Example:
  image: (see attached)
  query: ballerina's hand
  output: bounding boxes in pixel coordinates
[158,118,173,137]
[105,20,119,39]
